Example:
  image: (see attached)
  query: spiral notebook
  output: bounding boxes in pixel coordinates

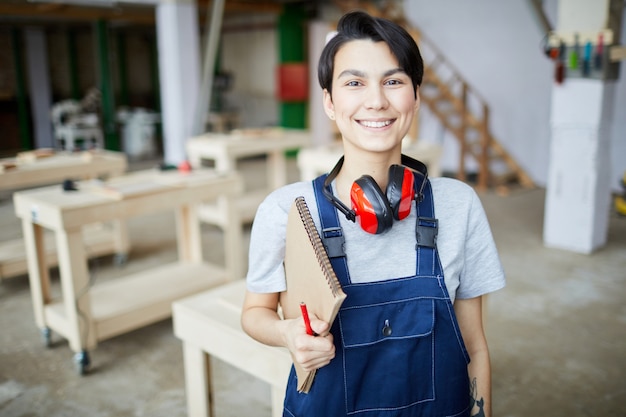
[280,196,347,393]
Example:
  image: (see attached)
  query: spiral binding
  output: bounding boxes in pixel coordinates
[294,196,344,298]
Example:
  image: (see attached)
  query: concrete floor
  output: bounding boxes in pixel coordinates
[1,157,625,417]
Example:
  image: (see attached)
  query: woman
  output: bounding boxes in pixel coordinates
[241,10,505,417]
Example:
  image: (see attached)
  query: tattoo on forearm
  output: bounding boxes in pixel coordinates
[470,378,485,417]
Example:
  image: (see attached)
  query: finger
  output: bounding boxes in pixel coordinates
[293,336,335,363]
[309,319,330,336]
[298,347,336,372]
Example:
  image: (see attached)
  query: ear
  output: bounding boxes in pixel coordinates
[413,86,421,113]
[323,88,335,119]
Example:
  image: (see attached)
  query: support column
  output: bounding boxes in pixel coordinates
[543,0,622,253]
[95,20,119,151]
[156,0,201,165]
[308,20,334,146]
[116,30,129,107]
[12,28,32,150]
[25,27,53,149]
[192,0,224,136]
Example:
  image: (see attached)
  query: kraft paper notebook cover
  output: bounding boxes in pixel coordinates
[281,196,347,393]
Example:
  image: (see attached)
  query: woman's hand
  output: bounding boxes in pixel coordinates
[241,291,335,372]
[284,317,335,372]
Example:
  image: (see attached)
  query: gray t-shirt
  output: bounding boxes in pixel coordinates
[246,177,505,303]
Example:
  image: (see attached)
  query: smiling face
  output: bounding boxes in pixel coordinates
[323,39,420,156]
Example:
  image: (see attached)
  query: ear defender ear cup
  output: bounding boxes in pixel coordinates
[323,155,426,234]
[351,175,394,234]
[386,165,415,221]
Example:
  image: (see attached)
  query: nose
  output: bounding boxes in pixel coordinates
[364,84,388,110]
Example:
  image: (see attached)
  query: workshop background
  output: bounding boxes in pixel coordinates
[0,1,625,416]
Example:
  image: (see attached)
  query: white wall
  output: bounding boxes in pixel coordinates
[404,0,625,190]
[221,14,279,128]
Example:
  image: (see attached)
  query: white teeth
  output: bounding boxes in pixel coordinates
[361,120,391,128]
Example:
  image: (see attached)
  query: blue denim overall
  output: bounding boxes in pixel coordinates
[283,174,471,417]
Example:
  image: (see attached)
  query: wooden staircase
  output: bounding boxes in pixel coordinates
[334,0,535,192]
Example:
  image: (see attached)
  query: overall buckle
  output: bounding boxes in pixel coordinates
[322,227,346,258]
[416,217,438,249]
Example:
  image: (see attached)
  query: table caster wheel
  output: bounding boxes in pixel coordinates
[113,253,128,267]
[41,327,52,348]
[74,351,91,375]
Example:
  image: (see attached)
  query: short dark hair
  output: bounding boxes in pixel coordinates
[318,11,424,97]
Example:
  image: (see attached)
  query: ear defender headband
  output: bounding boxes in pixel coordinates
[322,154,428,234]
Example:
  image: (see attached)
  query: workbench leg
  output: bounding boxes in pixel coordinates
[21,221,51,330]
[183,342,215,417]
[55,228,97,353]
[267,151,287,190]
[221,196,243,280]
[112,219,130,264]
[176,204,203,263]
[270,386,285,417]
[188,152,203,169]
[215,153,235,173]
[295,149,315,182]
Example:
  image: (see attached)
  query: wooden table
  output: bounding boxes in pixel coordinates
[13,168,244,374]
[0,149,127,191]
[0,150,129,280]
[186,128,311,225]
[297,140,443,181]
[173,280,292,417]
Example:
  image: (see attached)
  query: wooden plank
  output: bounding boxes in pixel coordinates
[609,45,626,62]
[173,281,292,388]
[88,181,174,200]
[182,342,213,417]
[196,190,267,226]
[0,150,127,191]
[94,262,228,339]
[187,129,311,164]
[548,29,614,48]
[0,225,122,280]
[54,227,95,351]
[13,170,243,231]
[45,262,229,342]
[20,221,50,329]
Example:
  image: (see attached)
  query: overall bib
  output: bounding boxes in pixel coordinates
[283,175,471,417]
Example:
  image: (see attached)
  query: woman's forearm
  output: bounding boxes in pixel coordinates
[241,292,287,348]
[468,347,491,417]
[454,296,492,417]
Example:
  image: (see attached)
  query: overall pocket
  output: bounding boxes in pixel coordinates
[339,298,435,414]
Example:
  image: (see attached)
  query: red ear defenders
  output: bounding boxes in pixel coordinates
[322,154,428,234]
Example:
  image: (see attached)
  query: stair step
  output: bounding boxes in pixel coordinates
[350,2,535,192]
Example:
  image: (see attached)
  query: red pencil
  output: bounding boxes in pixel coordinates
[299,302,314,336]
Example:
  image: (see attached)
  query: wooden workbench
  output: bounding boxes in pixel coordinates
[13,168,244,374]
[173,280,292,417]
[186,128,311,224]
[297,139,443,181]
[0,149,127,191]
[0,149,129,280]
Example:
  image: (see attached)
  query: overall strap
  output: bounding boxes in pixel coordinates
[415,180,442,277]
[313,174,351,285]
[313,173,442,281]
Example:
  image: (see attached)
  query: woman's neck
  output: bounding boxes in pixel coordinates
[334,144,403,202]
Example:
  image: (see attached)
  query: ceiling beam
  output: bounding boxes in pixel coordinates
[0,3,155,24]
[0,1,285,25]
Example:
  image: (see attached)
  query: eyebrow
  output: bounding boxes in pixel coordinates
[337,68,406,79]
